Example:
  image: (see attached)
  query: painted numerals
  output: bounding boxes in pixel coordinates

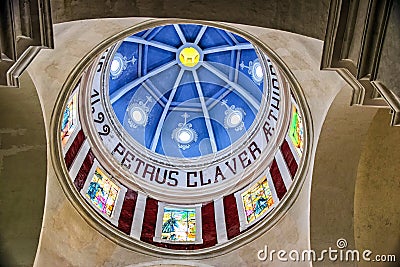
[91,50,111,137]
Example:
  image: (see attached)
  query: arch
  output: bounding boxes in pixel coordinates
[310,85,378,265]
[354,109,400,261]
[0,72,47,266]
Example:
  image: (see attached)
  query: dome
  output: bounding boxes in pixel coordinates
[58,20,308,254]
[106,24,265,159]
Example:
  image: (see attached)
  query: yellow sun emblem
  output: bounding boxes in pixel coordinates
[179,47,200,67]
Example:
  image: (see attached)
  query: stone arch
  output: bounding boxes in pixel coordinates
[311,87,400,266]
[0,72,47,266]
[310,85,378,266]
[353,109,400,264]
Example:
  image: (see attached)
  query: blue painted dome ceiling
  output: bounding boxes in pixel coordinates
[59,21,308,252]
[107,24,266,158]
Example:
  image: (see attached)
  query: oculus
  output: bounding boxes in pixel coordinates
[179,46,201,68]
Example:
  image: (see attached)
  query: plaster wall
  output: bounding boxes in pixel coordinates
[354,108,400,267]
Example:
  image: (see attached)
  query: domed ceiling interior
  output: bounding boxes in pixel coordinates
[59,20,307,252]
[107,24,265,158]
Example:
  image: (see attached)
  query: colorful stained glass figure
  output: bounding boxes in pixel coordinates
[86,168,120,217]
[289,105,304,156]
[161,208,196,242]
[61,92,78,147]
[241,176,274,223]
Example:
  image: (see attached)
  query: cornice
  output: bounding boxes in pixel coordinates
[321,0,399,125]
[0,0,53,87]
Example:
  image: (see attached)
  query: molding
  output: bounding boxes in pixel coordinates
[321,0,399,125]
[372,81,400,126]
[321,0,342,71]
[0,0,53,87]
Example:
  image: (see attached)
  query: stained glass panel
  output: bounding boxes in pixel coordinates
[241,176,274,223]
[161,208,196,242]
[86,168,120,217]
[289,104,304,156]
[61,92,78,147]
